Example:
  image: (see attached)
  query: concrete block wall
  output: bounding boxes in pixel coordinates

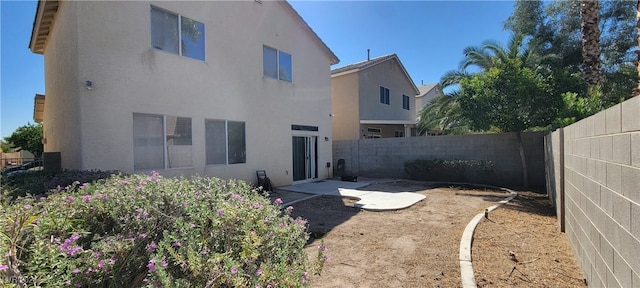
[333,132,546,188]
[548,96,640,287]
[545,129,565,230]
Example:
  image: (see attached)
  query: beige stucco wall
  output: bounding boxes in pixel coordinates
[42,1,334,186]
[331,72,360,140]
[358,59,416,122]
[43,1,83,169]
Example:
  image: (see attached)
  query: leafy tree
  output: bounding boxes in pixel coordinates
[459,61,559,132]
[599,1,637,68]
[422,34,560,132]
[503,0,550,48]
[424,34,564,186]
[505,0,638,104]
[4,123,43,157]
[555,91,603,128]
[458,57,561,187]
[0,140,14,153]
[602,63,639,103]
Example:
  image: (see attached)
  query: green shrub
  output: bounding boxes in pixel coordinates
[404,159,495,183]
[0,172,326,287]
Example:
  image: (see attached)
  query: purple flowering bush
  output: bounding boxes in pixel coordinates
[0,172,326,287]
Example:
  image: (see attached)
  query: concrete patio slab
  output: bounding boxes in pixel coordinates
[278,180,426,211]
[340,189,427,211]
[278,180,370,195]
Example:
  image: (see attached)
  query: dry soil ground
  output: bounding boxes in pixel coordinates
[274,180,585,288]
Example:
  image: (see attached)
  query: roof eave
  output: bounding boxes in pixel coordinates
[34,94,45,123]
[281,1,339,65]
[29,0,59,54]
[391,55,420,95]
[330,69,359,78]
[331,55,420,95]
[416,84,441,98]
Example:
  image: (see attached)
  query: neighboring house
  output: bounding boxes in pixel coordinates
[414,83,445,136]
[415,83,443,114]
[29,0,339,186]
[331,54,420,140]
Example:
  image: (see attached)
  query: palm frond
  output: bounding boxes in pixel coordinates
[417,92,470,135]
[440,70,470,88]
[460,46,493,70]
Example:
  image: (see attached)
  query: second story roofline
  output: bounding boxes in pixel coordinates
[29,0,340,65]
[417,83,442,98]
[331,54,419,95]
[281,1,339,65]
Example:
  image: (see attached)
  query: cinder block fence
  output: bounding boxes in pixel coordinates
[546,96,640,287]
[333,132,546,189]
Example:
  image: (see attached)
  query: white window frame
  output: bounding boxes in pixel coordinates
[205,119,247,165]
[263,45,292,82]
[151,6,205,61]
[133,113,193,170]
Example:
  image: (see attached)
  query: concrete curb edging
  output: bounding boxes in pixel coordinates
[457,185,518,288]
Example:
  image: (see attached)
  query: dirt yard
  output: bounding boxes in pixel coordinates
[277,180,585,287]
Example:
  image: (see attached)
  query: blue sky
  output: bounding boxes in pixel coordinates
[0,0,515,138]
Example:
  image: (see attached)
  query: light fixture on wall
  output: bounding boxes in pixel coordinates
[325,137,329,141]
[329,113,335,117]
[85,80,93,90]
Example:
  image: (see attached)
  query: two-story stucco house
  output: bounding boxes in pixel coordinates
[330,54,420,140]
[29,0,339,186]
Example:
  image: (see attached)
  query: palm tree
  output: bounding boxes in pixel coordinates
[579,0,601,90]
[424,34,557,187]
[417,91,469,135]
[423,34,558,136]
[440,34,556,90]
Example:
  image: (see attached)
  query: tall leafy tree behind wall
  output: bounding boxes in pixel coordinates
[4,123,43,157]
[457,35,561,187]
[419,0,638,137]
[504,0,638,105]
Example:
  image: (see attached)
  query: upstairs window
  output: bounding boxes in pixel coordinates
[379,86,390,105]
[263,45,292,82]
[151,6,205,61]
[402,95,410,110]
